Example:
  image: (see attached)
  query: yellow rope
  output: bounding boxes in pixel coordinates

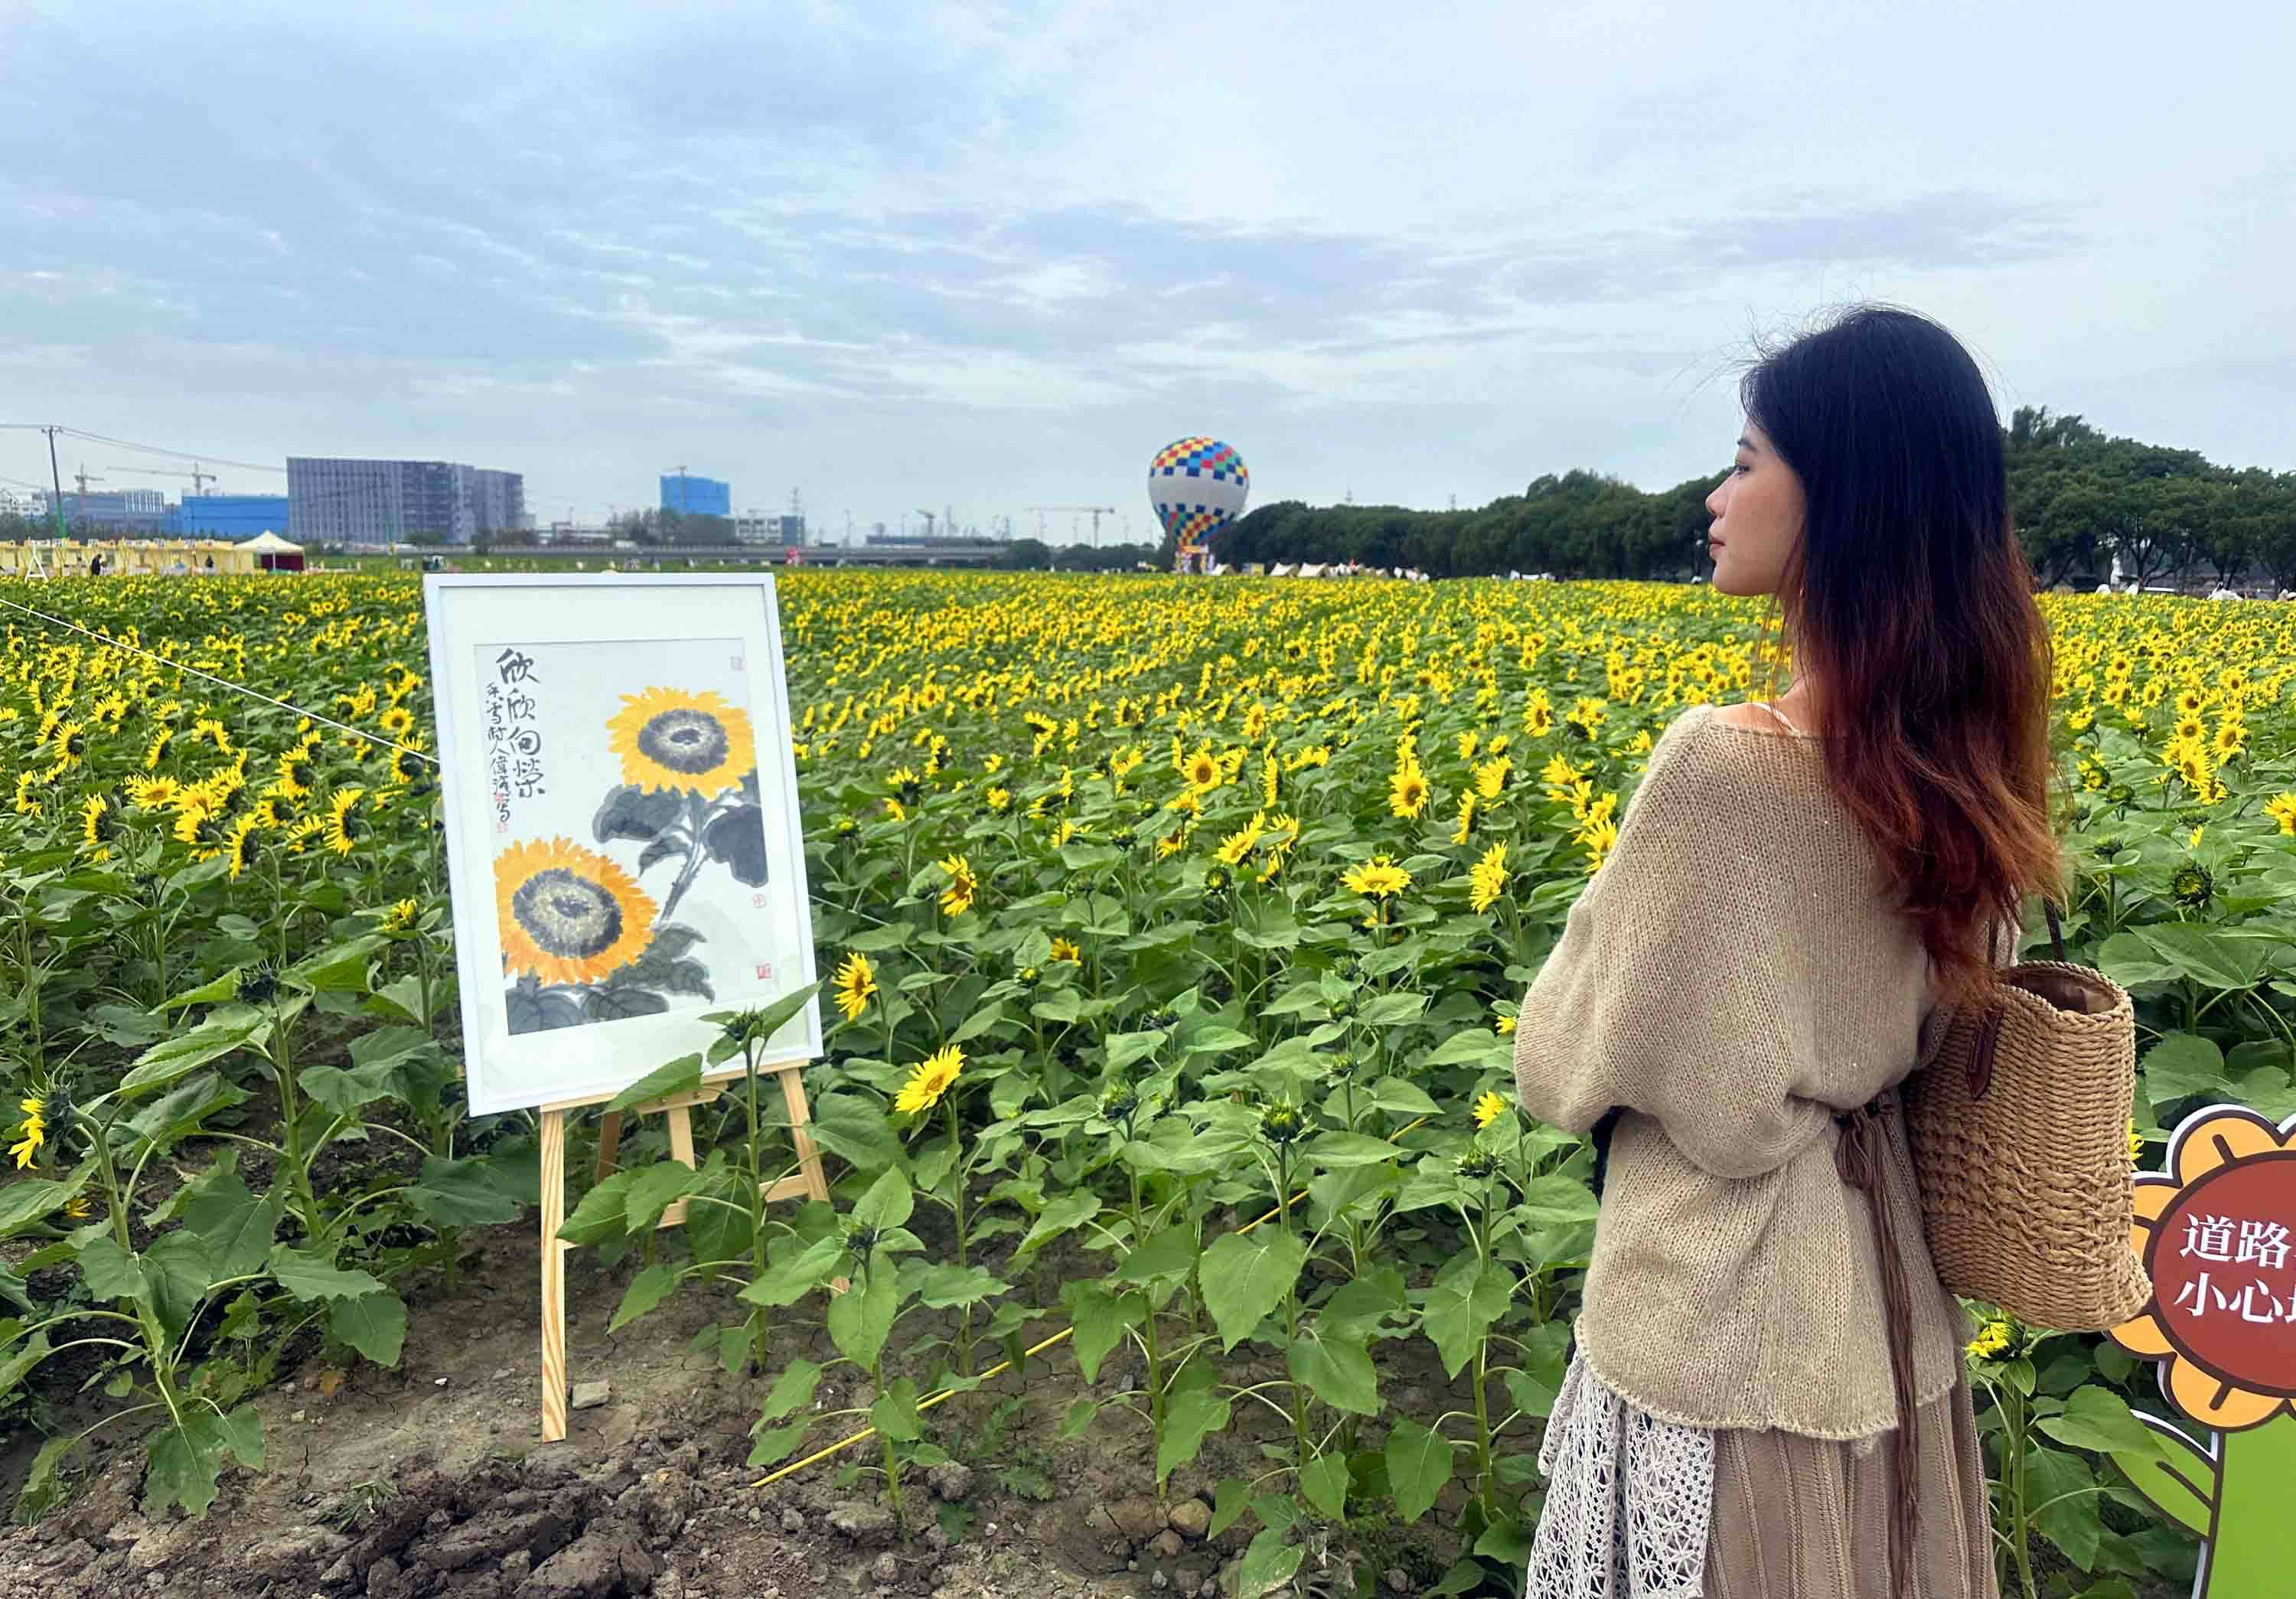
[748,1112,1434,1489]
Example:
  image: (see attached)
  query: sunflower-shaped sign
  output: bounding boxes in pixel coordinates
[495,837,713,1033]
[2107,1102,2296,1596]
[595,687,768,923]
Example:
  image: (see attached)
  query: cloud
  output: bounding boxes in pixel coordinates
[2,1,2291,522]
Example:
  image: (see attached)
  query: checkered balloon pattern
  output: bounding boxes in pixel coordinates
[1148,436,1250,545]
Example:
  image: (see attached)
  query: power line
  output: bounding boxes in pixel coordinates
[0,423,283,475]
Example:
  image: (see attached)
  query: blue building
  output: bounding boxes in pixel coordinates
[176,494,292,540]
[660,473,731,517]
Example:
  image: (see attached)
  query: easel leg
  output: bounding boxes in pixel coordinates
[662,1105,697,1226]
[539,1108,569,1444]
[778,1066,830,1203]
[593,1111,624,1185]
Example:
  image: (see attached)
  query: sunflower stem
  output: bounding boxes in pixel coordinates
[657,791,715,926]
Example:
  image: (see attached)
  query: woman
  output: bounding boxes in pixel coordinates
[1514,305,2058,1598]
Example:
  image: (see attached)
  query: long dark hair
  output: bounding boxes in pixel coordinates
[1741,304,2060,1005]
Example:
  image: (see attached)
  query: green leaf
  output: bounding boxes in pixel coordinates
[141,1232,217,1340]
[1303,1132,1402,1170]
[292,934,387,994]
[1113,1224,1199,1288]
[740,1236,844,1308]
[1319,1265,1407,1338]
[1384,1416,1453,1523]
[852,1167,915,1232]
[557,1170,640,1247]
[1419,1032,1510,1068]
[268,1247,386,1303]
[1355,992,1427,1026]
[1236,1524,1303,1599]
[330,1291,408,1366]
[76,1235,147,1301]
[2139,1032,2228,1111]
[407,1156,523,1227]
[1199,1227,1307,1351]
[1059,1397,1100,1441]
[143,1411,236,1519]
[608,1265,681,1333]
[2136,923,2267,990]
[2037,1387,2167,1460]
[1013,1190,1101,1263]
[1208,1477,1251,1538]
[1365,1078,1441,1117]
[161,968,247,1010]
[0,1173,90,1238]
[1473,1519,1538,1565]
[1512,1172,1600,1229]
[1299,1453,1349,1520]
[2026,1444,2099,1571]
[1061,1279,1145,1383]
[603,1052,706,1114]
[623,1160,704,1233]
[0,1331,54,1400]
[117,1010,271,1098]
[913,1264,1008,1310]
[2109,1414,2213,1538]
[15,1431,80,1520]
[871,1379,924,1442]
[2095,932,2179,989]
[1156,1386,1231,1485]
[1288,1331,1381,1416]
[1422,1253,1512,1379]
[806,1092,902,1172]
[826,1266,898,1369]
[761,1358,823,1421]
[747,1423,809,1467]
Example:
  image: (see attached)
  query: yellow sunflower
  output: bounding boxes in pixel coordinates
[1468,842,1509,913]
[1342,855,1412,899]
[378,704,416,739]
[308,788,364,856]
[80,793,119,860]
[1472,1091,1508,1128]
[274,746,318,799]
[894,1043,964,1115]
[936,853,979,917]
[1049,936,1082,963]
[833,950,877,1022]
[10,1095,45,1169]
[389,733,431,788]
[1389,762,1431,819]
[381,899,419,934]
[494,837,657,986]
[2112,1106,2296,1430]
[171,795,227,860]
[11,771,41,818]
[225,813,266,881]
[606,687,756,797]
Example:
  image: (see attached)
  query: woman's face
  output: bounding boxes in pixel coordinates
[1703,420,1804,597]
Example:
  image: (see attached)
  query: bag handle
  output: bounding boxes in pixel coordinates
[1969,897,2070,1098]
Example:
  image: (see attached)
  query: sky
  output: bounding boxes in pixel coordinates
[2,1,2291,539]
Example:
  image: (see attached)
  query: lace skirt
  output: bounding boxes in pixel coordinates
[1525,1353,1999,1599]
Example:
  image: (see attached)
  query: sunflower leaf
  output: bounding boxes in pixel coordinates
[593,785,687,845]
[703,806,768,887]
[583,984,670,1023]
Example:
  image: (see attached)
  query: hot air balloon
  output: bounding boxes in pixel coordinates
[1149,438,1247,575]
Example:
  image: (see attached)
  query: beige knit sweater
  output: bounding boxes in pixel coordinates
[1512,701,1967,1440]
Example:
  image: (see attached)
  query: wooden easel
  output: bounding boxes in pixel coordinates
[535,1060,830,1442]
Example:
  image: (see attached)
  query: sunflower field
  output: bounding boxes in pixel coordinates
[2,569,2294,1598]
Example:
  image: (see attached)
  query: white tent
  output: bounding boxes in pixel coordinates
[236,531,302,553]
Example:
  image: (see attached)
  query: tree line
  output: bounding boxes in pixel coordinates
[1207,406,2296,591]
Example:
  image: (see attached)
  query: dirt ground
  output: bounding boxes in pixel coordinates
[0,1222,1461,1599]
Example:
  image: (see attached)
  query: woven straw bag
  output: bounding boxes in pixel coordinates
[1903,902,2152,1332]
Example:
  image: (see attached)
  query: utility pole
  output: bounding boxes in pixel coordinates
[44,426,65,539]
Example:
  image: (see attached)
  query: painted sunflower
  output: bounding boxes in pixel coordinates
[606,687,755,798]
[2111,1105,2296,1429]
[494,837,657,987]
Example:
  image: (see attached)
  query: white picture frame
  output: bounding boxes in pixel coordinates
[422,573,821,1114]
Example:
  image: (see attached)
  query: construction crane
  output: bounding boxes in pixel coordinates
[71,464,106,498]
[112,463,218,494]
[914,508,938,537]
[1027,504,1119,543]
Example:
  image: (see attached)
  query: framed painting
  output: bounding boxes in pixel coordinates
[423,573,820,1114]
